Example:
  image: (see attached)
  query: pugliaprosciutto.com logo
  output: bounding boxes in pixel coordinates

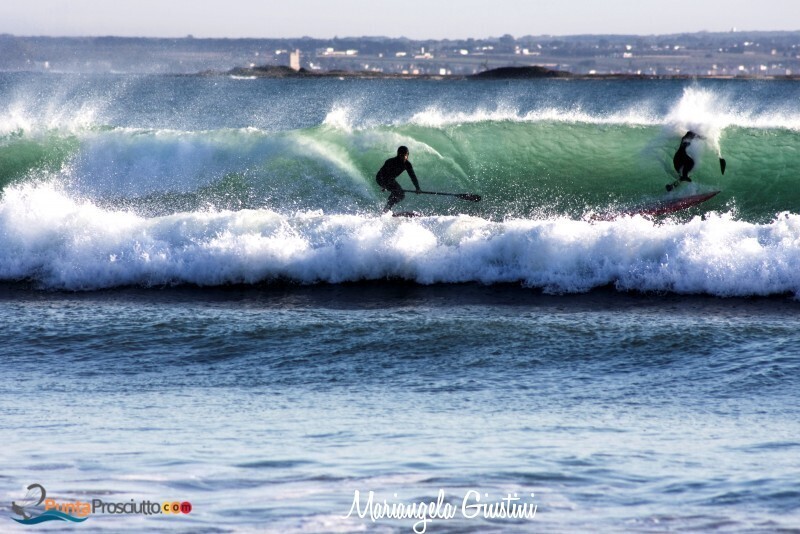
[11,483,192,525]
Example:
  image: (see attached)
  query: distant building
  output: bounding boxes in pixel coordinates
[289,49,300,71]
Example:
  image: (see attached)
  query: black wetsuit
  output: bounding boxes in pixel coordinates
[376,155,419,211]
[673,131,698,181]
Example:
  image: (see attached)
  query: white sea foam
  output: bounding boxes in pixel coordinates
[2,182,800,296]
[322,105,355,132]
[405,104,659,128]
[0,98,101,137]
[333,86,800,131]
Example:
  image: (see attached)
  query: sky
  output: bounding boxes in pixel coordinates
[1,0,797,40]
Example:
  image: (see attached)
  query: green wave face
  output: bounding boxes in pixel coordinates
[2,76,799,222]
[0,131,80,188]
[290,120,800,220]
[3,121,798,221]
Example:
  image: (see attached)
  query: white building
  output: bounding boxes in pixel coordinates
[289,49,301,71]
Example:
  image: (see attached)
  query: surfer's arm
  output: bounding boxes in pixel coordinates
[376,161,389,190]
[405,161,421,191]
[376,160,387,180]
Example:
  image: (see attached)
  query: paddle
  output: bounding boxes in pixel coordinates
[719,158,726,175]
[402,189,482,202]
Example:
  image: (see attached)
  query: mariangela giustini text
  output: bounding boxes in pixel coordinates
[343,489,537,533]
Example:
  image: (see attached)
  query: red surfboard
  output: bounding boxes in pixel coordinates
[634,190,721,216]
[592,190,721,221]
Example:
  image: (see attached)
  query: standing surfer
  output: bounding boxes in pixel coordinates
[376,146,421,211]
[667,131,726,192]
[673,131,701,182]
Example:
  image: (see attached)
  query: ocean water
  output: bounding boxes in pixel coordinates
[1,72,800,532]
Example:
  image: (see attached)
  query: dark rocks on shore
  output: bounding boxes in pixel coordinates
[227,65,311,77]
[470,66,572,79]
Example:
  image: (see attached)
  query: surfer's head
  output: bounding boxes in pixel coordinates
[397,145,409,158]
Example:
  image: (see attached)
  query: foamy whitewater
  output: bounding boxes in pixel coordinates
[4,181,800,295]
[2,72,800,533]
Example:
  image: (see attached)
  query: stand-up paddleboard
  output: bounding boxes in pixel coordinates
[635,190,720,216]
[592,190,721,221]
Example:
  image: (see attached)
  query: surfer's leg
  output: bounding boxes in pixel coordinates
[668,153,693,190]
[680,157,694,181]
[383,180,405,211]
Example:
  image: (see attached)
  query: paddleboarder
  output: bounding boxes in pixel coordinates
[667,131,727,191]
[673,131,701,182]
[376,145,421,211]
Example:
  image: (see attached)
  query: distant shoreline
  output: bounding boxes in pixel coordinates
[4,32,798,77]
[204,64,800,81]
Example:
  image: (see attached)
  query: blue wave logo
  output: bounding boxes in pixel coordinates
[10,483,88,526]
[13,509,88,525]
